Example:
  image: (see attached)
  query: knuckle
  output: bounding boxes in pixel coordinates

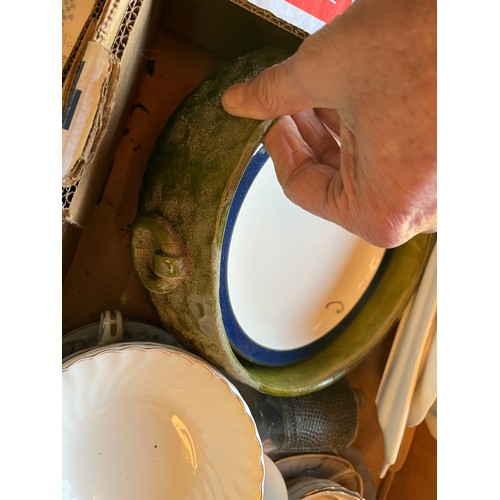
[255,66,281,114]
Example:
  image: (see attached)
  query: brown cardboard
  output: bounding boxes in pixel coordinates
[229,0,308,39]
[63,0,108,80]
[158,0,301,59]
[62,0,165,277]
[62,41,119,185]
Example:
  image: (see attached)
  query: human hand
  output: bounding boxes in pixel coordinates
[222,0,436,248]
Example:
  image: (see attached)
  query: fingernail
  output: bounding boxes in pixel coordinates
[222,83,244,112]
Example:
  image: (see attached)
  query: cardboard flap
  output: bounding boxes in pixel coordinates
[93,0,132,50]
[63,0,108,83]
[62,41,120,185]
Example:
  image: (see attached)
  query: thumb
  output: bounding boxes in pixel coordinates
[222,56,314,120]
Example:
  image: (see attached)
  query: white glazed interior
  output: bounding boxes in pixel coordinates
[227,154,385,351]
[263,454,288,500]
[62,343,264,500]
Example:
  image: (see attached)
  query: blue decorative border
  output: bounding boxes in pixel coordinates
[219,146,392,366]
[62,61,85,131]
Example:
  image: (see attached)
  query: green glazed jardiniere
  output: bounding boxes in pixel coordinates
[130,48,436,396]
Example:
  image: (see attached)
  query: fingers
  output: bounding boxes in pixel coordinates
[314,107,342,140]
[290,110,341,169]
[222,58,314,120]
[263,115,344,220]
[263,115,435,248]
[222,15,352,121]
[263,115,316,186]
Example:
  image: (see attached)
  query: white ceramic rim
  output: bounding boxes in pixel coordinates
[219,146,386,365]
[62,342,264,500]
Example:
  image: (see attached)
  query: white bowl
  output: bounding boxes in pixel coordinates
[62,342,264,499]
[263,454,288,500]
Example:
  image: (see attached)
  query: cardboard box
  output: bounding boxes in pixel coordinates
[62,0,164,277]
[231,0,353,35]
[61,2,436,497]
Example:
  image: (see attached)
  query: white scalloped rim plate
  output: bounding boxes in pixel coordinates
[62,342,264,500]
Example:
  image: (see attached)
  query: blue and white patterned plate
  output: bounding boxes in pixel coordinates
[219,146,390,366]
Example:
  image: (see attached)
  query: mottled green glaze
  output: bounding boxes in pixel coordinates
[131,49,436,396]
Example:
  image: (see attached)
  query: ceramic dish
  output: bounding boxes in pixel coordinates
[219,145,388,365]
[131,47,437,395]
[62,316,181,360]
[275,453,364,497]
[263,454,288,500]
[425,398,437,440]
[287,477,364,500]
[62,342,264,500]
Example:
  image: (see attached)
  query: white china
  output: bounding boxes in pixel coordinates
[275,453,364,498]
[425,398,437,440]
[263,454,288,500]
[221,146,386,364]
[287,476,364,500]
[62,314,182,361]
[62,342,264,499]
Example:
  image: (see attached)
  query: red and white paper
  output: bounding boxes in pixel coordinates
[248,0,354,33]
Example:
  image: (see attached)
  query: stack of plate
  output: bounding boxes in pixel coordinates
[130,48,437,395]
[276,453,369,500]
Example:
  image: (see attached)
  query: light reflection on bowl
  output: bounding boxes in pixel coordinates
[62,342,264,499]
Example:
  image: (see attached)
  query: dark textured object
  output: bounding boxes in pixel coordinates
[276,380,359,456]
[237,377,360,460]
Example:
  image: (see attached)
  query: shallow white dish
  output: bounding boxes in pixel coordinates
[263,454,288,500]
[220,146,387,365]
[62,342,264,500]
[62,317,181,361]
[425,398,437,440]
[275,453,364,498]
[287,476,364,500]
